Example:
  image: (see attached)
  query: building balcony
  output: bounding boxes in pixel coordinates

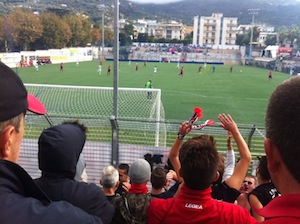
[205,35,216,38]
[203,30,216,34]
[227,23,237,27]
[204,23,217,26]
[226,37,236,40]
[226,30,237,33]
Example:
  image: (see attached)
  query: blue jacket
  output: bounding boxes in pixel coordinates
[0,160,102,224]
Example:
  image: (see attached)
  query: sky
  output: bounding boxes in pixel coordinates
[129,0,183,4]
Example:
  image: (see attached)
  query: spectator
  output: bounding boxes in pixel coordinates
[34,120,114,224]
[165,169,179,190]
[147,128,256,224]
[0,62,101,224]
[111,159,152,224]
[101,165,119,202]
[257,75,300,223]
[169,113,252,203]
[222,131,235,181]
[164,158,175,172]
[213,114,252,202]
[74,154,88,182]
[150,167,179,199]
[248,156,279,222]
[115,163,131,195]
[236,175,257,211]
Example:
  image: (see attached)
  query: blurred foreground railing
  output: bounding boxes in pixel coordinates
[19,114,265,185]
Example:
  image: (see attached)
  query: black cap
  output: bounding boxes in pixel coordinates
[0,62,46,122]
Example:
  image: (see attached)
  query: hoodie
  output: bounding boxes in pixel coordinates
[34,123,114,224]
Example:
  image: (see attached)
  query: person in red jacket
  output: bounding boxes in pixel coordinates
[147,123,256,224]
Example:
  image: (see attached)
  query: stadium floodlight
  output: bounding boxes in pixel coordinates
[248,8,260,60]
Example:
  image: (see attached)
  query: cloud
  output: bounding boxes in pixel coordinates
[129,0,183,4]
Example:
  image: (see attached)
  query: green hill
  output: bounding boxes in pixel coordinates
[0,0,299,28]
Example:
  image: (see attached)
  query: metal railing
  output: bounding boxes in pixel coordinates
[19,114,266,185]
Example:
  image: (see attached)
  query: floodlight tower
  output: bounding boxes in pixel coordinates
[248,9,260,60]
[111,0,120,167]
[102,12,105,58]
[98,4,105,60]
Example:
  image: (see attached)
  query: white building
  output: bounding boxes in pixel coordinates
[159,21,185,40]
[258,31,277,47]
[193,13,238,46]
[237,24,252,35]
[146,20,159,37]
[131,19,185,40]
[237,23,275,35]
[133,20,148,37]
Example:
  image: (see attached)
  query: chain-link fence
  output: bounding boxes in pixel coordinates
[19,113,266,186]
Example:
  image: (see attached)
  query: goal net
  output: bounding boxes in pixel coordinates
[25,84,166,147]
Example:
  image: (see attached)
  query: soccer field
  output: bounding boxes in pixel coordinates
[18,60,289,126]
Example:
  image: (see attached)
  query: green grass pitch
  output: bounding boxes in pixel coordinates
[18,60,290,126]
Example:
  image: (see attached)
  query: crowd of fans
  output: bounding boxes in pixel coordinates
[1,60,300,223]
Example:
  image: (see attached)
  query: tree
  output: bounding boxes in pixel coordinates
[265,34,277,46]
[183,32,193,45]
[236,34,250,46]
[0,16,4,39]
[64,14,92,47]
[119,33,126,46]
[39,13,72,49]
[7,8,43,51]
[147,35,154,43]
[103,27,113,46]
[288,24,300,47]
[278,26,288,46]
[157,38,166,43]
[123,24,134,46]
[90,28,101,46]
[0,16,6,51]
[81,18,92,46]
[137,33,148,42]
[252,26,260,42]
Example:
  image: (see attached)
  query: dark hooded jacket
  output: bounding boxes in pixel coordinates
[0,160,102,224]
[34,123,114,224]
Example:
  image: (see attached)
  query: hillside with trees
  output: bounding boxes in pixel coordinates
[0,0,299,27]
[0,0,299,52]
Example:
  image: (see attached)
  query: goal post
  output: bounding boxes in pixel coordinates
[25,84,166,147]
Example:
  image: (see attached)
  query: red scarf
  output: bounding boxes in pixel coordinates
[129,183,148,194]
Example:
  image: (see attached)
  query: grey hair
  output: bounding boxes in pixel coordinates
[0,113,23,133]
[101,165,119,188]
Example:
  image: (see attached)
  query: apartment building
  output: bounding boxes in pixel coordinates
[131,19,185,40]
[158,21,185,40]
[193,13,238,46]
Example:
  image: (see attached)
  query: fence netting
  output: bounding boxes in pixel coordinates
[20,112,266,186]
